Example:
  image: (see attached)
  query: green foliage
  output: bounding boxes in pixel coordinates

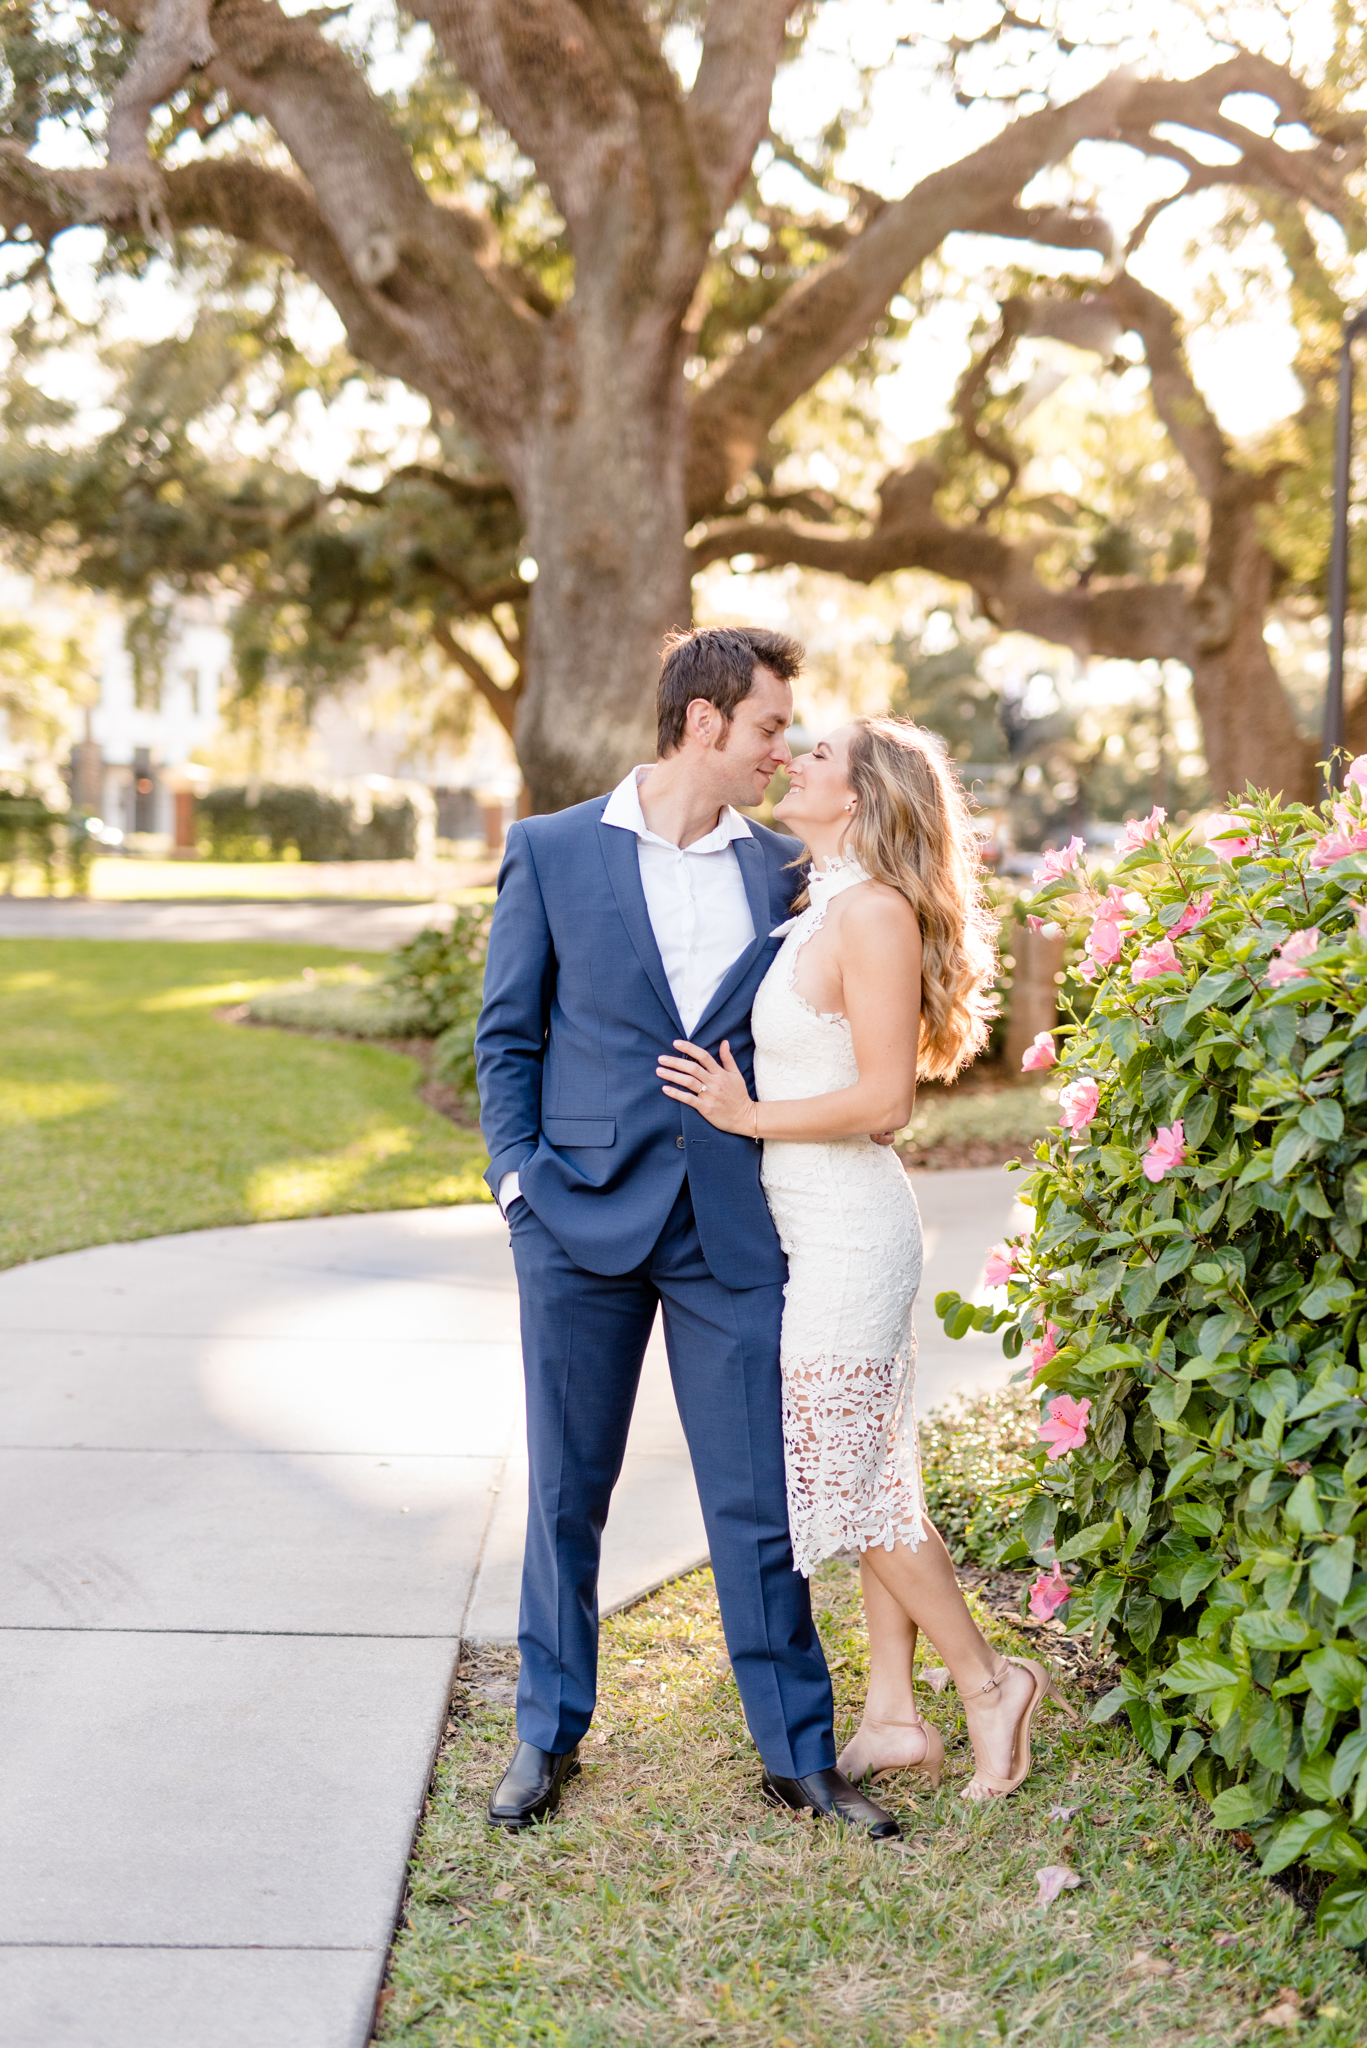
[0,787,94,893]
[385,901,494,1111]
[199,785,417,863]
[942,785,1367,1937]
[917,1385,1036,1565]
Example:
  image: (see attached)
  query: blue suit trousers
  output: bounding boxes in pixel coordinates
[509,1180,836,1778]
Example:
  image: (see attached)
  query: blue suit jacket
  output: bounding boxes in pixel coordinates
[474,796,803,1287]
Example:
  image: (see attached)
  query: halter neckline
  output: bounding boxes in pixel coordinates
[805,853,871,911]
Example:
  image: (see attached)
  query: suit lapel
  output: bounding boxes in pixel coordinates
[690,833,785,1043]
[596,817,685,1035]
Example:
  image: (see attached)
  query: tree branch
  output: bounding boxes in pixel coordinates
[684,52,1363,521]
[687,0,795,218]
[105,0,216,165]
[688,458,1197,663]
[432,618,522,736]
[89,0,544,474]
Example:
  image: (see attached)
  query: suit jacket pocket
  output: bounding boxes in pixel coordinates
[542,1117,616,1147]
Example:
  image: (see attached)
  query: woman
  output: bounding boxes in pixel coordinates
[657,715,1073,1799]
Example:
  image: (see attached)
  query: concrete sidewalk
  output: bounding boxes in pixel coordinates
[0,1171,1022,2048]
[0,897,451,951]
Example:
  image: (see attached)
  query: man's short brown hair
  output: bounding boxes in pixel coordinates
[656,626,804,757]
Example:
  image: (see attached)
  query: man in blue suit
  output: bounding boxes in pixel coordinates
[475,625,898,1839]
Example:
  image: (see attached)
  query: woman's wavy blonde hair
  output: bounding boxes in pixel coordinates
[793,716,997,1081]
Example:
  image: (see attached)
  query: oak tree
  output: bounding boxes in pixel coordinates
[0,1,1363,807]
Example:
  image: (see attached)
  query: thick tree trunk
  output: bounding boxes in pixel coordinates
[1187,493,1315,804]
[514,325,693,813]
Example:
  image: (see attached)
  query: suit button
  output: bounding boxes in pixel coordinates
[676,1135,685,1148]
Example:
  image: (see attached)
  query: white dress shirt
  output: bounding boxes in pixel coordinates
[499,765,758,1214]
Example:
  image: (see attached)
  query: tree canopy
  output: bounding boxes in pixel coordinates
[0,0,1363,806]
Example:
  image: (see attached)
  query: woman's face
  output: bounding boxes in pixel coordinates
[773,723,858,834]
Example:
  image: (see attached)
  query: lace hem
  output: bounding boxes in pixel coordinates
[781,1347,924,1579]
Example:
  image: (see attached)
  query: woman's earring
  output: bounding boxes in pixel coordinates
[845,801,856,812]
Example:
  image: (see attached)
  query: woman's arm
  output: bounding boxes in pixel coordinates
[657,889,922,1142]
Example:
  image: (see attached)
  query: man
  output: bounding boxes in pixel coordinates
[474,624,898,1840]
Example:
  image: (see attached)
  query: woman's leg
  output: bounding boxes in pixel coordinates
[860,1519,1037,1786]
[838,1556,943,1780]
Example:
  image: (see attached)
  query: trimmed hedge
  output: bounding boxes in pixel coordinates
[937,785,1367,1949]
[385,899,494,1112]
[199,784,417,862]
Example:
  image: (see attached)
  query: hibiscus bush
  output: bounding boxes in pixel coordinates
[936,778,1367,1946]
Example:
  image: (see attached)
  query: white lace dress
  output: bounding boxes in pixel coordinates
[752,858,926,1577]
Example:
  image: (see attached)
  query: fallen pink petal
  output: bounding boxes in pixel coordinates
[1048,1804,1083,1822]
[1035,1864,1082,1906]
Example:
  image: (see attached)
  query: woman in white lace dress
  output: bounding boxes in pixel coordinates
[658,717,1073,1800]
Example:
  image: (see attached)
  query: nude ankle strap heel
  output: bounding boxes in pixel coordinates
[960,1656,1079,1803]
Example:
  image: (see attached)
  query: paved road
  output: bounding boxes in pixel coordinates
[0,1171,1023,2048]
[0,898,452,951]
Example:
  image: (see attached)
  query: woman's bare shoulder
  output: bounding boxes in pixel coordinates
[838,880,920,938]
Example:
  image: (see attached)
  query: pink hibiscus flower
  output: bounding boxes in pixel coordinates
[1204,813,1256,858]
[1171,890,1213,938]
[984,1241,1019,1288]
[1030,1322,1062,1377]
[1085,885,1130,970]
[1116,805,1166,854]
[1346,755,1367,792]
[1029,1562,1071,1621]
[1311,804,1367,868]
[1032,836,1085,885]
[1039,1394,1091,1460]
[1142,1120,1186,1183]
[1057,1077,1100,1135]
[1021,1031,1057,1072]
[1265,928,1321,987]
[1131,937,1181,983]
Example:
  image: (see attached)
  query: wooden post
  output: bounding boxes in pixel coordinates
[1004,921,1065,1076]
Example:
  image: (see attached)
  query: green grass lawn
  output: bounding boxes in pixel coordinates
[381,1562,1367,2048]
[0,939,489,1268]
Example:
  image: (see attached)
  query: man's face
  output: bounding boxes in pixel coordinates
[710,665,793,807]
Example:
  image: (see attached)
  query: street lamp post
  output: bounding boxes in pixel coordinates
[1324,305,1367,795]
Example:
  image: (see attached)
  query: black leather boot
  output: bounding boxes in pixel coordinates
[761,1766,901,1839]
[487,1741,582,1830]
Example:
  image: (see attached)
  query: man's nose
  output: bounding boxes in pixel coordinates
[773,735,793,766]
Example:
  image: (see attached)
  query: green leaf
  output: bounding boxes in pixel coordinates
[1021,1493,1058,1553]
[1166,1728,1206,1783]
[1311,1537,1358,1609]
[1210,1784,1275,1829]
[1273,1126,1318,1182]
[933,1291,961,1318]
[1303,1645,1367,1710]
[1179,1555,1224,1606]
[1164,1451,1214,1497]
[1163,1648,1242,1695]
[1171,1501,1223,1540]
[1237,1608,1318,1653]
[1198,1312,1244,1361]
[1261,1808,1338,1875]
[1329,1729,1367,1801]
[1316,1876,1367,1948]
[1301,1098,1346,1143]
[948,1301,975,1341]
[1124,1592,1163,1653]
[1285,1473,1325,1534]
[1089,1683,1132,1724]
[1056,1519,1117,1563]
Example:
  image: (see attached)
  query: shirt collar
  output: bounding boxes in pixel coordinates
[602,765,754,854]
